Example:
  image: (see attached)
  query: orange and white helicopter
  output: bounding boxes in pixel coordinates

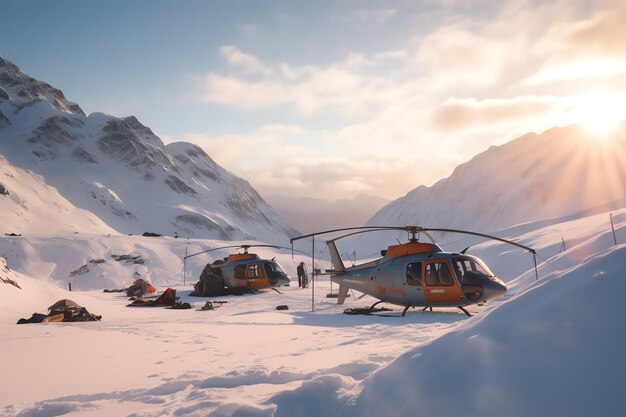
[184,244,298,297]
[291,226,537,316]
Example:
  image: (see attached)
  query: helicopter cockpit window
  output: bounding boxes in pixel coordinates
[406,262,422,286]
[452,255,495,279]
[425,262,454,286]
[453,260,468,281]
[246,264,263,278]
[472,256,494,276]
[265,261,288,276]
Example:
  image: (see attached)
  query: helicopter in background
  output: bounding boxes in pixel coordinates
[184,244,295,297]
[291,226,537,316]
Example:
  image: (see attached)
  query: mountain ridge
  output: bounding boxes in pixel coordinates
[367,124,626,233]
[0,55,298,243]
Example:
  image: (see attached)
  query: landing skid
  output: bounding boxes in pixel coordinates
[343,306,393,316]
[343,303,473,317]
[458,306,472,317]
[421,305,471,317]
[344,300,395,316]
[369,300,384,310]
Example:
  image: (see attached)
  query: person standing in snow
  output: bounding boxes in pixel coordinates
[297,262,307,288]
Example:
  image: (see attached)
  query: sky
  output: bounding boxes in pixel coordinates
[2,0,626,201]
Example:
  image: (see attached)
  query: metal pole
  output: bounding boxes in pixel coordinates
[311,236,315,312]
[184,246,188,286]
[533,253,538,281]
[610,213,618,246]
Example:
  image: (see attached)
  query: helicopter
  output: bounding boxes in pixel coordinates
[290,226,537,316]
[184,244,297,297]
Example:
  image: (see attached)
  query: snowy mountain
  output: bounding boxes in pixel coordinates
[0,152,116,235]
[365,124,626,236]
[267,193,390,234]
[0,56,298,242]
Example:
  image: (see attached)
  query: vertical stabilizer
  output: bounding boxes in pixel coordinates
[337,284,349,305]
[327,240,345,272]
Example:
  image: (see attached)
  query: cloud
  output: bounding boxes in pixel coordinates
[220,46,273,76]
[566,5,626,57]
[412,27,512,90]
[511,1,626,85]
[257,124,306,136]
[433,97,559,132]
[237,155,448,201]
[199,53,408,117]
[184,0,626,201]
[373,50,407,61]
[183,124,309,171]
[201,74,287,108]
[182,120,464,201]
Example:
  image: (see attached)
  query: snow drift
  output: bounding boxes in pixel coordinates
[339,244,626,417]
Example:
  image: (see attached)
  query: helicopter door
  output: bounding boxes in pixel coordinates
[245,264,267,287]
[403,261,424,304]
[234,264,246,286]
[423,260,464,304]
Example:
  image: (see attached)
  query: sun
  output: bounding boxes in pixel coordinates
[571,92,626,137]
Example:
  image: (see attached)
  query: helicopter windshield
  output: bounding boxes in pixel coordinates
[264,261,288,276]
[452,255,495,280]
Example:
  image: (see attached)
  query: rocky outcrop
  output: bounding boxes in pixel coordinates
[0,56,84,115]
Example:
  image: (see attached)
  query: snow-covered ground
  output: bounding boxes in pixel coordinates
[1,275,468,417]
[1,207,625,417]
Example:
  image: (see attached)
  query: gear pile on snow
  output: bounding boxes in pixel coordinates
[126,278,157,297]
[17,299,102,324]
[127,288,177,307]
[190,263,250,297]
[190,264,227,297]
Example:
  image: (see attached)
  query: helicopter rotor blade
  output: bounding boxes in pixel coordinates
[184,243,310,260]
[291,225,535,254]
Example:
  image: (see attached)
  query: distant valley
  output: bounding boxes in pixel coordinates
[267,194,390,234]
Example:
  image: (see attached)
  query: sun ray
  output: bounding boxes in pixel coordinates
[569,92,626,137]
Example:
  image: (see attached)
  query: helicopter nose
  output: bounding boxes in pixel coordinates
[482,277,507,301]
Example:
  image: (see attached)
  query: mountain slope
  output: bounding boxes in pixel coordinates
[367,125,626,233]
[0,153,116,235]
[0,56,297,242]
